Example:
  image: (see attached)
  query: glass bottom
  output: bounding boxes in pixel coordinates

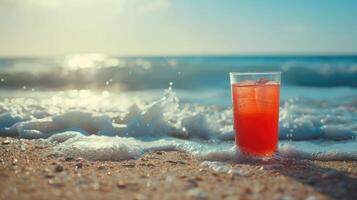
[238,145,277,158]
[241,150,276,158]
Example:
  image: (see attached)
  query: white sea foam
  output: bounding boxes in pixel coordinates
[51,133,238,161]
[50,132,357,162]
[0,87,357,161]
[200,161,243,175]
[279,99,357,141]
[279,141,357,160]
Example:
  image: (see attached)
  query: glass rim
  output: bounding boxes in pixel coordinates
[229,71,281,76]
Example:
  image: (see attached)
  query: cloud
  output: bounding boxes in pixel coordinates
[285,24,305,33]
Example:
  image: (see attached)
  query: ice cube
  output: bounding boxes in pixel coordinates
[232,83,255,98]
[237,80,256,86]
[265,81,278,85]
[256,78,270,84]
[255,83,280,112]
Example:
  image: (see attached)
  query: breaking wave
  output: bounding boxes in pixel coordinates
[0,87,356,161]
[0,55,357,90]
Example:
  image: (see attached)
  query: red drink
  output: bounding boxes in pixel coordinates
[231,81,280,157]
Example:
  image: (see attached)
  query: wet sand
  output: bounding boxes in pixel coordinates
[0,137,356,200]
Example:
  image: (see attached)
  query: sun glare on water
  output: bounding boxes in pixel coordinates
[64,53,120,70]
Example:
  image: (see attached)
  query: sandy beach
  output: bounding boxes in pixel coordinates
[0,137,356,200]
[1,1,357,199]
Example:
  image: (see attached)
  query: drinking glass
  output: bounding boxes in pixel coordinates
[230,72,281,157]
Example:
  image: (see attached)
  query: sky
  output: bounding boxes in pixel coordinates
[0,0,356,56]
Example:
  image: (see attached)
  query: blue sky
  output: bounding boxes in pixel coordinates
[0,0,356,56]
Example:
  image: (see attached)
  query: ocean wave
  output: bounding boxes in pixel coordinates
[0,56,357,90]
[0,88,356,141]
[0,87,356,161]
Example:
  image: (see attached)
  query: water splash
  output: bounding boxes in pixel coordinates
[0,87,356,161]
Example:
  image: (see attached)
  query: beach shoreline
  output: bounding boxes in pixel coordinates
[0,137,356,200]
